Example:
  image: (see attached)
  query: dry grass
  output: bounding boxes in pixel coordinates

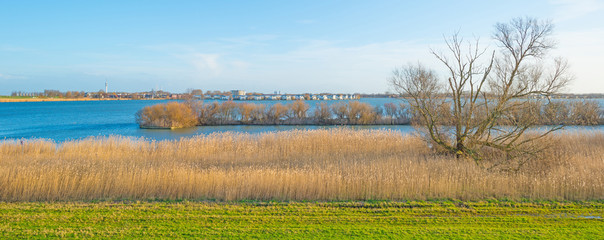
[0,129,602,201]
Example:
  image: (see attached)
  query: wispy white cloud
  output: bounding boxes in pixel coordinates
[0,73,26,80]
[130,35,446,93]
[189,53,221,73]
[210,38,443,93]
[230,60,251,69]
[65,31,601,94]
[549,0,603,22]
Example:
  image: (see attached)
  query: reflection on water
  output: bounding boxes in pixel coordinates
[1,98,602,142]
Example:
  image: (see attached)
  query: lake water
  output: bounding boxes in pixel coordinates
[1,98,602,142]
[0,98,411,142]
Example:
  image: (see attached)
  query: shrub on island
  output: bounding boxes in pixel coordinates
[136,102,198,129]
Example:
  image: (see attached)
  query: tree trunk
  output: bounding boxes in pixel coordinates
[455,140,465,159]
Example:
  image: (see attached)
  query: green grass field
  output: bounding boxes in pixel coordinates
[1,201,602,239]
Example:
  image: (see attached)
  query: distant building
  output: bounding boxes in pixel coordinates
[231,90,246,96]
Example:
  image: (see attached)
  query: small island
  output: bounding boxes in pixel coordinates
[136,100,602,129]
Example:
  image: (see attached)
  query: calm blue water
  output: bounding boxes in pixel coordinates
[1,98,602,142]
[0,98,414,142]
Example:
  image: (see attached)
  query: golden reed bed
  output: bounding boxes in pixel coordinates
[0,129,602,201]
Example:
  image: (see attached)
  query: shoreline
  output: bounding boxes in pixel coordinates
[139,122,413,129]
[139,122,604,129]
[0,98,168,103]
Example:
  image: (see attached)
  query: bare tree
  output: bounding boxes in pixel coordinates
[384,103,398,124]
[238,103,255,123]
[250,104,266,123]
[570,100,600,125]
[390,17,573,166]
[543,101,569,125]
[218,101,237,123]
[288,100,310,120]
[346,101,377,124]
[331,102,349,124]
[266,103,288,124]
[313,102,332,124]
[198,102,220,125]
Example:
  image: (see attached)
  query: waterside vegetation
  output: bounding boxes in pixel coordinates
[1,129,602,202]
[135,100,602,129]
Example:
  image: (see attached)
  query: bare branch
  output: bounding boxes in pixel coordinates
[390,17,572,168]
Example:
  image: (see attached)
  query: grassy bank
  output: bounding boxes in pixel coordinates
[1,129,602,201]
[0,201,602,238]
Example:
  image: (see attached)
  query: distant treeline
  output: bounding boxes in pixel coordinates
[11,90,87,98]
[10,89,176,99]
[136,100,602,129]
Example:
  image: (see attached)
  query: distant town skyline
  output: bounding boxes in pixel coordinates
[1,0,603,95]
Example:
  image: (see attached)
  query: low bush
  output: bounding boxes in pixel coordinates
[135,102,198,128]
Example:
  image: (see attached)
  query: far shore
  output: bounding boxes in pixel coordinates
[0,97,167,103]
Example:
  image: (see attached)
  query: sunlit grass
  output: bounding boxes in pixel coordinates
[0,201,602,239]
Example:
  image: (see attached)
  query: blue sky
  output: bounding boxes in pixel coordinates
[1,0,603,94]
